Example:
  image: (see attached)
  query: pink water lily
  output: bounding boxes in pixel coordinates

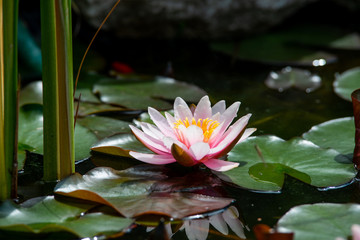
[129,96,255,172]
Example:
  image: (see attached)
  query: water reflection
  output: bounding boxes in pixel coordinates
[147,206,246,240]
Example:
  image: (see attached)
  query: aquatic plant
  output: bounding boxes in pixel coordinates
[129,95,256,171]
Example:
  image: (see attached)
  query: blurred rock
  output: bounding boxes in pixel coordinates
[74,0,318,39]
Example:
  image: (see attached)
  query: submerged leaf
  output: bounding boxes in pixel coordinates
[215,135,355,192]
[0,196,132,238]
[277,203,360,240]
[54,166,234,219]
[265,67,321,93]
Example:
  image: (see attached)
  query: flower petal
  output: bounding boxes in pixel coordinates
[129,151,176,164]
[165,112,177,128]
[181,125,204,147]
[209,214,228,235]
[203,159,239,171]
[238,127,256,143]
[223,207,245,239]
[130,125,169,154]
[194,96,212,120]
[209,114,251,158]
[209,101,241,146]
[189,142,210,161]
[174,97,193,120]
[212,100,226,115]
[148,107,176,138]
[140,122,164,140]
[171,143,196,167]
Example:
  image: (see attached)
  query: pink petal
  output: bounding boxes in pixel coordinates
[353,224,360,240]
[140,122,164,140]
[223,207,245,239]
[203,159,239,171]
[180,125,204,147]
[237,128,256,143]
[165,112,177,128]
[163,136,187,151]
[212,100,226,115]
[129,151,176,164]
[148,107,176,138]
[174,97,193,120]
[209,102,241,146]
[209,214,228,235]
[130,125,169,154]
[209,114,251,158]
[189,142,210,161]
[194,96,212,120]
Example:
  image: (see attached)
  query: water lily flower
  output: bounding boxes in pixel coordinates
[336,224,360,240]
[129,96,255,171]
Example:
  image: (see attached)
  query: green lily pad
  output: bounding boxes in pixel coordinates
[93,77,207,110]
[18,105,98,169]
[216,135,356,192]
[91,133,151,157]
[211,24,344,66]
[54,166,234,219]
[19,81,43,107]
[0,196,132,238]
[333,67,360,101]
[302,117,354,158]
[76,116,131,139]
[277,203,360,240]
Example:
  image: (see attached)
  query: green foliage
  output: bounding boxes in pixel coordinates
[334,67,360,101]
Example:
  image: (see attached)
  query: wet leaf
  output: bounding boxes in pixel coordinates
[18,105,98,169]
[54,166,234,219]
[94,77,207,110]
[277,203,360,240]
[76,116,131,139]
[265,67,321,93]
[333,67,360,101]
[0,196,132,238]
[215,135,355,192]
[91,133,151,157]
[302,117,354,160]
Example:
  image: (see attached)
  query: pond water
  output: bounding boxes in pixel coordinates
[13,2,360,240]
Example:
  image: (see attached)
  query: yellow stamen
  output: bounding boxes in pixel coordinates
[174,117,220,142]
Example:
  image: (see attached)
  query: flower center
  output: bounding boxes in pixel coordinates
[174,117,220,142]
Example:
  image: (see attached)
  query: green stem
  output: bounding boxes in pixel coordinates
[0,0,19,201]
[40,0,74,181]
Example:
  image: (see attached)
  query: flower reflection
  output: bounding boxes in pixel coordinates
[130,96,255,172]
[147,206,246,240]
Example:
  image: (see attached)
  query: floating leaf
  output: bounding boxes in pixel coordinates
[18,105,98,169]
[76,116,131,139]
[333,67,360,101]
[329,33,360,50]
[265,67,321,93]
[91,133,151,157]
[277,203,360,240]
[302,117,354,159]
[0,196,132,238]
[19,81,43,106]
[215,135,355,192]
[94,77,207,110]
[55,166,234,219]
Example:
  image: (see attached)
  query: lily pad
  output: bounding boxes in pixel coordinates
[216,135,356,192]
[333,67,360,101]
[265,67,321,93]
[93,76,207,110]
[0,196,132,238]
[277,203,360,240]
[18,105,98,169]
[91,133,151,157]
[19,81,43,107]
[54,166,234,219]
[76,116,131,139]
[302,117,354,159]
